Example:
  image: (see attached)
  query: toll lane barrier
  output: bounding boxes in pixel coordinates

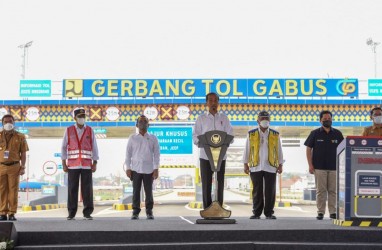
[22,204,66,211]
[274,201,292,207]
[160,165,195,168]
[188,202,203,209]
[333,219,382,227]
[177,191,195,197]
[113,203,133,210]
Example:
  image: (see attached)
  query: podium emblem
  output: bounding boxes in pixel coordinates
[211,134,221,144]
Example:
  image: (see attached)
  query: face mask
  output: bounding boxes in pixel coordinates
[260,120,270,128]
[373,116,382,125]
[76,118,85,125]
[138,121,148,130]
[3,123,14,131]
[322,120,332,128]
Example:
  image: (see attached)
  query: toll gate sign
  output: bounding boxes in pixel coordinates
[20,80,51,97]
[368,79,382,96]
[148,127,192,155]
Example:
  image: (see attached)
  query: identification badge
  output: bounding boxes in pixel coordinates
[4,150,9,159]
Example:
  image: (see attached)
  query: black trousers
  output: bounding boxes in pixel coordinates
[200,159,226,209]
[132,171,154,215]
[250,171,276,217]
[67,169,94,217]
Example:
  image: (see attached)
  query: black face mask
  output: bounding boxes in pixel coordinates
[322,120,332,128]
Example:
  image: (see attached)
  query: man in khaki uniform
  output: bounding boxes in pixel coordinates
[362,107,382,137]
[0,114,29,221]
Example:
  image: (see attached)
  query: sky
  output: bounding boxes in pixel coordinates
[1,0,382,99]
[1,0,381,178]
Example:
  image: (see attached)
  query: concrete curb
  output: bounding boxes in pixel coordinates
[333,219,382,227]
[188,201,203,209]
[274,201,292,207]
[22,204,66,212]
[113,203,133,210]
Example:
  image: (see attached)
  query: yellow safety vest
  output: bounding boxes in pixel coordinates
[248,128,279,168]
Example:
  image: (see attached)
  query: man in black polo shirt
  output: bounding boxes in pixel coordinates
[304,110,344,220]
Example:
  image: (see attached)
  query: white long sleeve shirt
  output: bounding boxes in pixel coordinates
[242,127,284,174]
[192,111,234,160]
[125,132,160,174]
[61,124,99,169]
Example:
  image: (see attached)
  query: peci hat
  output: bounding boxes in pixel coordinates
[258,111,270,117]
[73,107,86,117]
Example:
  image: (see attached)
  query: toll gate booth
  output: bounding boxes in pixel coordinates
[336,136,382,226]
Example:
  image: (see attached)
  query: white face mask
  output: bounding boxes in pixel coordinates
[77,118,85,125]
[373,116,382,125]
[3,123,14,131]
[260,120,270,128]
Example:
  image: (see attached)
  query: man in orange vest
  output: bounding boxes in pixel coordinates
[61,107,99,220]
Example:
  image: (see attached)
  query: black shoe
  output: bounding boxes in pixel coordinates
[83,215,93,220]
[8,214,16,221]
[249,215,260,219]
[131,214,139,220]
[329,213,336,219]
[0,215,7,221]
[266,215,276,219]
[147,214,154,220]
[316,213,324,220]
[67,216,75,220]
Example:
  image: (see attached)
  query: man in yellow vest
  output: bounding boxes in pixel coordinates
[242,111,283,219]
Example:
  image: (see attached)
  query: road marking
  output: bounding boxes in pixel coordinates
[94,207,129,216]
[179,216,194,224]
[276,206,311,212]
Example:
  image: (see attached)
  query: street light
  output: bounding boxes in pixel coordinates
[18,41,33,79]
[366,38,380,78]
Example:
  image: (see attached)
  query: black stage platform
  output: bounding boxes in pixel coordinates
[3,217,382,249]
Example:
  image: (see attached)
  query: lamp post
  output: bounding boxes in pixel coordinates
[366,38,380,78]
[18,41,33,79]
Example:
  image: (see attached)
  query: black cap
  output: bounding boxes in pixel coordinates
[258,111,270,117]
[73,107,86,117]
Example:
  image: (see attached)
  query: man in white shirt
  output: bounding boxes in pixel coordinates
[61,107,99,220]
[242,111,283,219]
[192,92,234,209]
[125,115,160,220]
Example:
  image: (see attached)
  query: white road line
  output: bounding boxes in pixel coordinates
[276,206,310,212]
[179,216,194,224]
[94,207,130,216]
